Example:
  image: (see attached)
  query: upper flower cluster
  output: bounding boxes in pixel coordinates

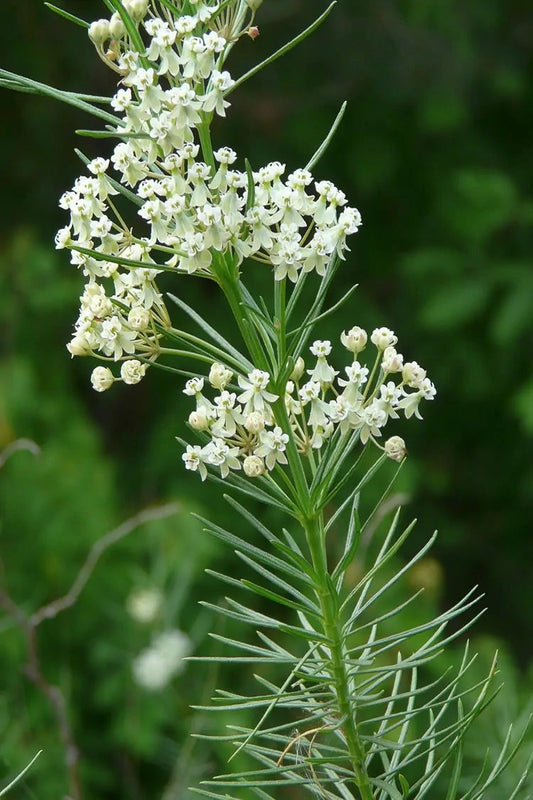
[181,326,436,481]
[59,2,361,377]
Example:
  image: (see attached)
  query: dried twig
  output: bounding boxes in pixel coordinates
[0,501,181,800]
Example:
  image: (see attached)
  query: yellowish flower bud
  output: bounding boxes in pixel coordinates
[384,435,407,462]
[243,455,266,477]
[88,19,110,46]
[189,409,210,431]
[109,12,126,39]
[290,356,305,382]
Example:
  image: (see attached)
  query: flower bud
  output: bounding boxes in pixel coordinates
[382,346,403,374]
[88,19,110,46]
[123,0,149,21]
[245,412,265,434]
[243,455,266,477]
[402,361,426,389]
[290,357,305,382]
[188,409,209,431]
[91,366,114,392]
[246,0,263,10]
[248,26,260,39]
[384,435,407,462]
[209,362,233,390]
[371,327,398,351]
[341,326,367,354]
[128,307,150,331]
[121,359,147,385]
[67,334,92,357]
[109,12,126,39]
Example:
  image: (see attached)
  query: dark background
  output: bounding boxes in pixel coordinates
[0,1,532,797]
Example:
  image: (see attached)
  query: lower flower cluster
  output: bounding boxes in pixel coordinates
[182,326,436,480]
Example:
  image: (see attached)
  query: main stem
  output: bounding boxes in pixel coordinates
[304,514,374,800]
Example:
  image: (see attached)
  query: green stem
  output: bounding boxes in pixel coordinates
[304,514,374,800]
[217,267,267,370]
[274,277,287,370]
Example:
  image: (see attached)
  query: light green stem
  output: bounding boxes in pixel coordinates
[304,514,374,800]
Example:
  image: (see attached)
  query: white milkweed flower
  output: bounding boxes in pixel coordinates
[382,346,404,374]
[203,438,241,478]
[402,361,427,389]
[255,426,289,471]
[212,391,243,437]
[398,379,436,419]
[385,435,407,463]
[132,629,191,691]
[121,359,147,385]
[338,362,369,404]
[371,327,398,351]
[209,362,233,390]
[299,381,329,429]
[237,369,278,415]
[182,444,209,480]
[91,366,114,392]
[341,326,367,354]
[183,377,205,396]
[127,587,163,624]
[360,401,388,445]
[307,340,338,385]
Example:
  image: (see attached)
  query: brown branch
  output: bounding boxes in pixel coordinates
[0,502,181,800]
[31,502,181,626]
[0,438,40,469]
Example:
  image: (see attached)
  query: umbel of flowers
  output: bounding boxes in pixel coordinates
[59,0,361,379]
[182,329,435,480]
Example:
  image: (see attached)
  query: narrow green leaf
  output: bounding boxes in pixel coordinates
[167,292,253,371]
[0,751,42,797]
[305,101,347,171]
[444,701,464,800]
[44,3,89,27]
[245,157,255,211]
[231,3,338,94]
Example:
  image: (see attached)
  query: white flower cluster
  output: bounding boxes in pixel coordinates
[182,327,436,480]
[59,3,361,385]
[132,628,191,691]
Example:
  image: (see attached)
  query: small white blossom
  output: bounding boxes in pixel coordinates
[371,327,398,351]
[127,587,163,623]
[91,366,114,392]
[132,629,191,691]
[121,359,147,385]
[385,436,407,462]
[341,326,368,354]
[182,444,208,480]
[255,426,289,471]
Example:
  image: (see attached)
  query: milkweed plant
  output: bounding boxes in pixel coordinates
[1,1,530,797]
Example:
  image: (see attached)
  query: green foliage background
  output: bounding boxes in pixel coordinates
[0,1,531,797]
